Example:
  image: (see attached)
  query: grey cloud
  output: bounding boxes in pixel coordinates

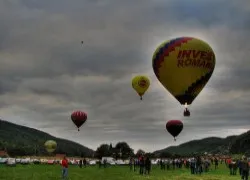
[166,0,250,29]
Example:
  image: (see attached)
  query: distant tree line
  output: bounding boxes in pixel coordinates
[94,142,156,159]
[0,140,194,158]
[1,139,250,158]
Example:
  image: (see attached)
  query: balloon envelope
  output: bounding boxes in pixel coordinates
[166,120,183,139]
[71,111,87,131]
[132,75,150,100]
[44,140,57,153]
[152,37,215,105]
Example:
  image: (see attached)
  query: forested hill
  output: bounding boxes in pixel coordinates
[154,130,250,156]
[0,120,94,157]
[1,119,249,157]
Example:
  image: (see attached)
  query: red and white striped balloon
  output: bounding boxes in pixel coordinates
[71,111,87,131]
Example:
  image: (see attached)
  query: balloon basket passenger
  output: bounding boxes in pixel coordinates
[184,108,190,117]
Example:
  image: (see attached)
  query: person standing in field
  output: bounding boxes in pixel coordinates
[61,156,69,180]
[204,158,209,172]
[196,156,202,175]
[79,158,83,168]
[190,157,196,174]
[139,156,145,175]
[241,156,249,180]
[214,158,218,169]
[238,159,243,176]
[227,158,233,175]
[83,158,87,167]
[129,157,133,171]
[231,159,237,175]
[211,158,214,165]
[103,158,107,168]
[133,157,137,171]
[160,159,163,169]
[144,156,151,175]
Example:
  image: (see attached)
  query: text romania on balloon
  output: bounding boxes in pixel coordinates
[177,50,214,69]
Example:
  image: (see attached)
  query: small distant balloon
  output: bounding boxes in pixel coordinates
[71,111,87,131]
[152,37,216,116]
[132,75,150,100]
[166,120,183,141]
[44,140,57,153]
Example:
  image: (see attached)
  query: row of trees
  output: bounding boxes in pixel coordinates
[0,140,156,158]
[93,142,187,159]
[94,142,150,159]
[2,140,241,158]
[93,142,214,159]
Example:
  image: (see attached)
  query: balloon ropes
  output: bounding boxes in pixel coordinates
[132,75,150,100]
[71,110,87,131]
[152,37,216,116]
[166,120,183,141]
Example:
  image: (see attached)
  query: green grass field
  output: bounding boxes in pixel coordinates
[0,164,241,180]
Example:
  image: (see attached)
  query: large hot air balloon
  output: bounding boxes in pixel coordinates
[71,111,87,131]
[152,37,216,116]
[44,140,57,153]
[166,120,183,141]
[132,75,150,100]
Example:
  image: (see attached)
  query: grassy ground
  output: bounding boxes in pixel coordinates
[0,164,241,180]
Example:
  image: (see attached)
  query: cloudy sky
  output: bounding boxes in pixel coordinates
[0,0,249,152]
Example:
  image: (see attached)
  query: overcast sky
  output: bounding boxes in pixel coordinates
[0,0,249,152]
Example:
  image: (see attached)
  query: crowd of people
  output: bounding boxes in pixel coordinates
[155,156,221,174]
[60,155,250,180]
[128,155,249,179]
[227,156,250,179]
[129,156,152,175]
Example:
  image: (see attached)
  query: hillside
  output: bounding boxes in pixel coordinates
[154,131,250,156]
[230,130,250,155]
[0,120,94,157]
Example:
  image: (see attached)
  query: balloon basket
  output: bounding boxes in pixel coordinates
[183,108,190,117]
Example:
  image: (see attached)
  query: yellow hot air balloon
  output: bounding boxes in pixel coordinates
[152,37,216,116]
[132,75,150,100]
[44,140,57,153]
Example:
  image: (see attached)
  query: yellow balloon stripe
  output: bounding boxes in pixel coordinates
[152,37,194,78]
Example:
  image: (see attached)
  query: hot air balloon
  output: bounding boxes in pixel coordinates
[152,37,216,116]
[44,140,57,153]
[166,120,183,141]
[71,111,87,131]
[132,75,150,100]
